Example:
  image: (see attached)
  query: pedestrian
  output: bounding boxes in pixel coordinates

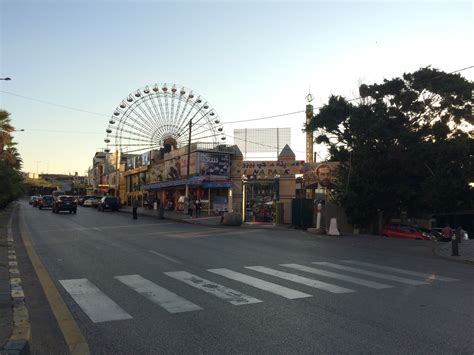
[455,226,463,244]
[132,199,138,220]
[441,224,453,241]
[187,197,193,217]
[195,198,202,218]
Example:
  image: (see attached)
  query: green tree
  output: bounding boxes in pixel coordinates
[306,67,474,227]
[0,109,23,208]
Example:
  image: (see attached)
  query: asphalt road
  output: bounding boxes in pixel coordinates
[16,200,474,354]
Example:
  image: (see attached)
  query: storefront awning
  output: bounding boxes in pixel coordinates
[143,178,234,190]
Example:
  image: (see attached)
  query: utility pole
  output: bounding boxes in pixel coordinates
[185,118,192,198]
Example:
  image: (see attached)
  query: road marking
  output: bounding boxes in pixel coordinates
[19,207,90,354]
[341,260,459,282]
[148,250,183,264]
[115,275,202,313]
[245,266,354,294]
[312,262,428,286]
[59,279,133,323]
[165,271,262,305]
[280,264,393,289]
[208,268,312,299]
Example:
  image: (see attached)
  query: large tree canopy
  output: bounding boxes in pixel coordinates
[306,67,474,227]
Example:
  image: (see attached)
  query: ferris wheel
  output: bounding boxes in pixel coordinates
[104,83,226,154]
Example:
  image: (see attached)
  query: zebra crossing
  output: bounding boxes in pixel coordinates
[58,260,459,323]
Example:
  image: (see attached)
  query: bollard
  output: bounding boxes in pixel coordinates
[451,235,459,256]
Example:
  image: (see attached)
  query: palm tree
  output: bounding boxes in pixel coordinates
[0,110,21,169]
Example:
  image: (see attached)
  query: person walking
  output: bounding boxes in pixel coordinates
[132,199,138,220]
[195,198,202,218]
[441,224,453,241]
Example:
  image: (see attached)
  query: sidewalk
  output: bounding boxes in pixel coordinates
[433,239,474,265]
[118,206,292,230]
[0,207,13,352]
[119,206,222,226]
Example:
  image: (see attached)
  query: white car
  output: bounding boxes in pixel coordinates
[83,197,101,207]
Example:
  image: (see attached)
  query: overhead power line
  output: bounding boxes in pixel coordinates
[1,64,472,125]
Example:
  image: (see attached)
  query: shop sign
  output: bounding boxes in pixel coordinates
[198,152,230,177]
[238,160,304,178]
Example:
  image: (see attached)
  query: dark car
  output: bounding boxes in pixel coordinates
[382,223,433,241]
[52,195,77,214]
[98,196,119,212]
[31,195,42,207]
[38,195,54,210]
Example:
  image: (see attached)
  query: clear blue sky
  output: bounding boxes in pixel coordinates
[1,0,472,174]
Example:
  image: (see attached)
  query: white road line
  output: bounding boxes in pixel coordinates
[312,262,428,286]
[244,266,354,294]
[341,260,459,282]
[208,268,312,299]
[148,250,183,264]
[164,271,262,306]
[115,275,202,313]
[281,264,393,289]
[59,279,133,323]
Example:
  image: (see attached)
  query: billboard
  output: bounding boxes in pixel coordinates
[237,160,304,178]
[303,162,338,188]
[164,152,197,180]
[234,128,291,156]
[198,152,230,177]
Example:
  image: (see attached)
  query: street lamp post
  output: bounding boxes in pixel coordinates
[241,175,248,223]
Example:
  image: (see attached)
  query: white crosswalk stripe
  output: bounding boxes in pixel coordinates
[59,261,456,322]
[280,264,393,289]
[312,262,428,286]
[340,260,459,282]
[208,268,312,299]
[245,266,355,294]
[59,279,133,323]
[164,271,262,305]
[115,274,202,313]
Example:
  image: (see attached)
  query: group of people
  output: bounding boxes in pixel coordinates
[186,197,202,218]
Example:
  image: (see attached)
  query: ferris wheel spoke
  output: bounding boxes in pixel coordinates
[141,97,162,135]
[173,93,184,132]
[175,101,197,136]
[118,106,154,138]
[133,98,161,136]
[147,94,165,137]
[118,120,155,141]
[155,93,173,139]
[174,96,192,133]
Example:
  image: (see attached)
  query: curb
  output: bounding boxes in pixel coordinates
[432,242,474,266]
[1,203,30,355]
[117,208,293,231]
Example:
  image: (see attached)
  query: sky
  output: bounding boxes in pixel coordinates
[1,0,473,175]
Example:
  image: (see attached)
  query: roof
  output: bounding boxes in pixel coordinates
[278,144,295,159]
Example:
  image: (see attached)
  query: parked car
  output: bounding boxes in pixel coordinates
[83,196,101,208]
[52,195,77,214]
[29,195,39,205]
[97,196,119,212]
[38,195,54,210]
[382,223,433,241]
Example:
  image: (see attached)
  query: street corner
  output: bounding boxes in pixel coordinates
[433,240,474,265]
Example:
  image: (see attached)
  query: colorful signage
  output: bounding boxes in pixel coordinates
[198,152,230,177]
[237,160,305,178]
